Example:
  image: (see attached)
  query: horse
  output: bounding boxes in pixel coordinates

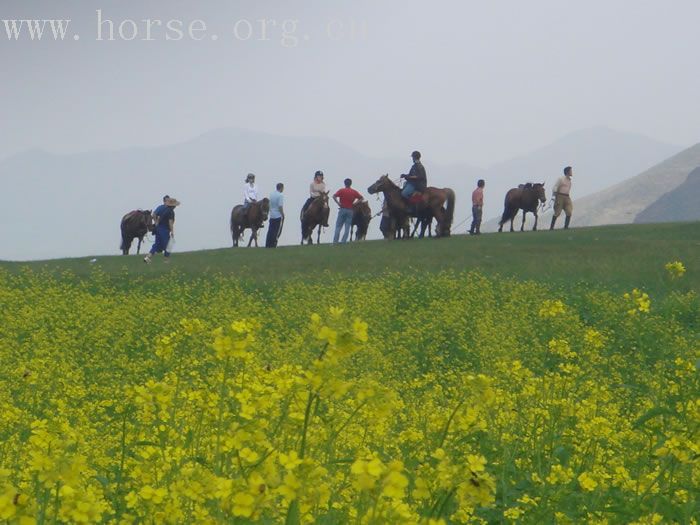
[367,175,455,238]
[498,183,547,232]
[410,210,434,239]
[230,199,270,247]
[120,210,154,255]
[301,193,330,245]
[351,200,372,241]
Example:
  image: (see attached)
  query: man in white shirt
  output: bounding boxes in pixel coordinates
[243,173,258,208]
[266,183,285,248]
[550,166,573,230]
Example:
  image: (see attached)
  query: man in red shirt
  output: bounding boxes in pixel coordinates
[469,179,485,235]
[333,178,364,243]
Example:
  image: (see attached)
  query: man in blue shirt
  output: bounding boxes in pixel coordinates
[266,183,285,248]
[145,197,179,262]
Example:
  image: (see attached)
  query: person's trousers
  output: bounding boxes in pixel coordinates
[334,208,353,243]
[266,218,282,248]
[470,205,483,234]
[150,225,171,256]
[401,182,416,199]
[553,194,573,218]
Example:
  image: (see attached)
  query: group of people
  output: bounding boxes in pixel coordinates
[141,150,575,261]
[242,169,367,247]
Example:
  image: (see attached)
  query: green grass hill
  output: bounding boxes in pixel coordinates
[1,222,698,295]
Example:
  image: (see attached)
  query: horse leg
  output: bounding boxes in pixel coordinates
[533,212,538,231]
[510,215,515,232]
[521,210,526,232]
[136,236,142,254]
[248,229,255,247]
[317,224,321,244]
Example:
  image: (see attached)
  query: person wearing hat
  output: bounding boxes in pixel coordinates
[550,166,574,230]
[301,170,329,226]
[243,173,258,209]
[144,197,179,263]
[400,150,427,199]
[152,194,170,222]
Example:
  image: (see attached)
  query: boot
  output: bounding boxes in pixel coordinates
[564,216,571,229]
[549,217,557,230]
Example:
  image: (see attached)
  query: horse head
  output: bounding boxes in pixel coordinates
[367,174,393,195]
[143,210,155,233]
[533,183,546,203]
[259,198,270,222]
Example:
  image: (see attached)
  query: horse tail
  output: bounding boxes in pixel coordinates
[445,188,455,227]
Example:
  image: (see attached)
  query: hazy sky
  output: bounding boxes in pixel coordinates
[2,0,699,165]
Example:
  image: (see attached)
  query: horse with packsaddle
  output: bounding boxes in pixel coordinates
[230,199,270,247]
[300,192,330,244]
[498,182,547,232]
[120,210,154,255]
[367,175,455,239]
[351,200,372,241]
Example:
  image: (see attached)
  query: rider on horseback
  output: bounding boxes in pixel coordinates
[400,151,427,212]
[243,173,258,209]
[302,170,329,227]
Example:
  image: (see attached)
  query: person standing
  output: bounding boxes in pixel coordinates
[266,183,285,248]
[243,173,258,208]
[550,166,574,230]
[153,194,169,219]
[400,150,428,199]
[333,178,363,244]
[469,179,485,235]
[144,197,179,263]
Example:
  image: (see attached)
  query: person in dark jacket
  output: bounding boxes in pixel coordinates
[144,197,179,263]
[400,150,427,199]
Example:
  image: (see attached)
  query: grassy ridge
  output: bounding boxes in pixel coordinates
[1,222,698,293]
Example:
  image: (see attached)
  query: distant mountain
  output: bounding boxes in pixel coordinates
[542,142,700,228]
[635,166,700,224]
[0,127,681,260]
[0,128,481,260]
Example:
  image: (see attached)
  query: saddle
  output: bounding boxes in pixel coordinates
[407,193,424,205]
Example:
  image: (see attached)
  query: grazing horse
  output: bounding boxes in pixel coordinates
[301,193,330,244]
[351,200,372,241]
[120,210,154,255]
[230,199,270,247]
[367,175,455,238]
[498,183,547,232]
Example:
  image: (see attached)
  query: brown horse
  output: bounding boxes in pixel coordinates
[351,200,372,241]
[301,193,330,244]
[120,210,154,255]
[367,175,455,238]
[230,199,270,247]
[498,183,547,232]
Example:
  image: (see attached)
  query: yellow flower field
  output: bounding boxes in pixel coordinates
[0,266,697,524]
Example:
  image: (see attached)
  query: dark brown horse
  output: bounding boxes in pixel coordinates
[498,183,547,232]
[367,175,455,238]
[300,193,330,244]
[410,211,433,239]
[230,199,270,247]
[120,210,154,255]
[351,200,372,241]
